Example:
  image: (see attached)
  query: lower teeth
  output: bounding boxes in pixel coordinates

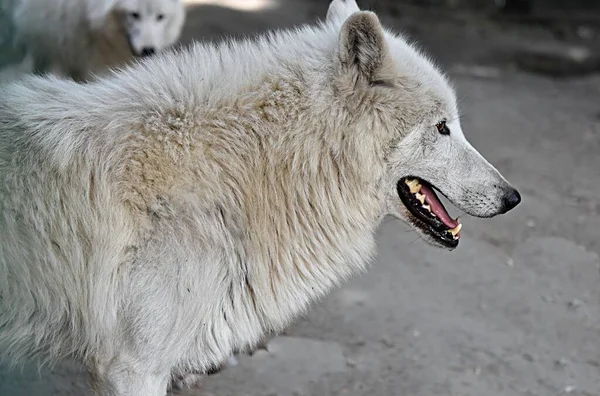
[405,178,462,241]
[448,223,462,239]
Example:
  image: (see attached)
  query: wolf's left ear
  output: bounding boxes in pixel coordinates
[326,0,360,25]
[86,0,116,30]
[337,11,390,85]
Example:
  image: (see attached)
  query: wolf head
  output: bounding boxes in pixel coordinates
[326,0,520,249]
[88,0,186,57]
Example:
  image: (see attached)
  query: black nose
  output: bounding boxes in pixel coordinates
[502,188,521,212]
[141,47,155,57]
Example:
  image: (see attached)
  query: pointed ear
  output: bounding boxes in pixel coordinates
[338,11,390,84]
[87,0,116,30]
[326,0,360,25]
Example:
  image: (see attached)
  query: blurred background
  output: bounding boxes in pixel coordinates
[1,1,599,395]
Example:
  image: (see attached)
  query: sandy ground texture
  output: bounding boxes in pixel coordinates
[1,1,600,395]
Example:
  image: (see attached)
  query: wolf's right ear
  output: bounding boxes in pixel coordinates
[87,0,116,30]
[337,11,390,85]
[326,0,360,25]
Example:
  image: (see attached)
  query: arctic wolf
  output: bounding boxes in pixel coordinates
[0,0,520,394]
[8,0,186,81]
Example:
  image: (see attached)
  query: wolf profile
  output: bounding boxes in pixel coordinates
[0,1,520,394]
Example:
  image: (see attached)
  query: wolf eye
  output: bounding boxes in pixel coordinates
[129,12,140,20]
[156,14,164,21]
[436,120,450,135]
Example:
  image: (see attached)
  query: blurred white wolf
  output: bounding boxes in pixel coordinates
[0,0,520,395]
[7,0,186,81]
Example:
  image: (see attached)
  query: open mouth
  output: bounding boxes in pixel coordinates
[397,177,462,249]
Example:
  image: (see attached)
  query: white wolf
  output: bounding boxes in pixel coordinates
[0,0,521,394]
[7,0,186,81]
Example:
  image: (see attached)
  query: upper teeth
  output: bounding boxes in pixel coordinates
[405,179,421,193]
[448,223,462,239]
[415,192,426,204]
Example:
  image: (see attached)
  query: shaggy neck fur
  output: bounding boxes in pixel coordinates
[116,29,389,333]
[39,19,393,365]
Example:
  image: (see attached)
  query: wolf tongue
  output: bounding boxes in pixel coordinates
[419,183,459,229]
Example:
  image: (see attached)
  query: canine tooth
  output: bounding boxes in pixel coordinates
[448,223,463,238]
[415,192,426,204]
[405,179,421,193]
[422,204,431,212]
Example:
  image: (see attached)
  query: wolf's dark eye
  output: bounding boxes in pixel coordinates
[436,120,450,135]
[157,14,165,21]
[129,12,140,20]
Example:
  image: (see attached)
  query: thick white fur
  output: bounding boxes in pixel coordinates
[9,0,186,81]
[0,1,518,394]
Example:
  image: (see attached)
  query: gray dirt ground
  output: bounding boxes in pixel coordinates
[1,1,600,395]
